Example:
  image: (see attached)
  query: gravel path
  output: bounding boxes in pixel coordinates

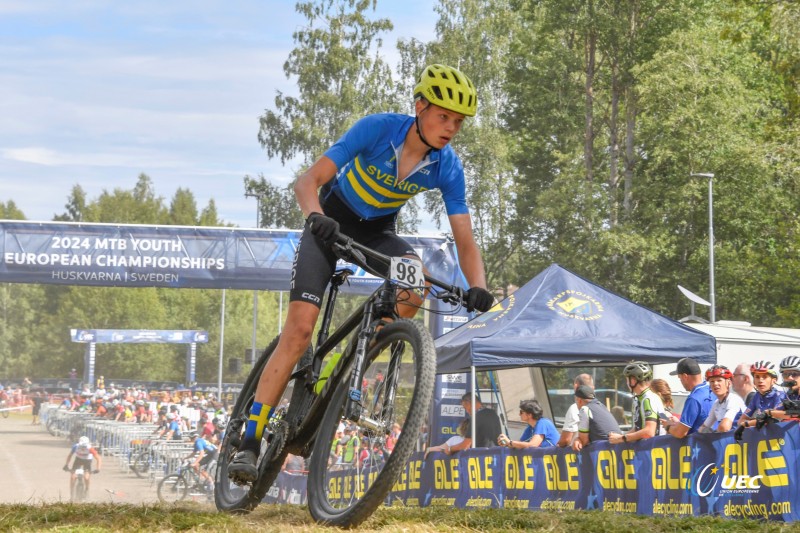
[0,413,167,505]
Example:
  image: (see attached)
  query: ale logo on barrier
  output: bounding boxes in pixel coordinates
[547,290,604,321]
[689,463,763,496]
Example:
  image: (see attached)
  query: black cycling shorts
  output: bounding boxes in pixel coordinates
[71,457,93,472]
[199,452,218,468]
[289,191,418,307]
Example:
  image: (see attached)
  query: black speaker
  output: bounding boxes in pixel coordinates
[229,357,242,374]
[245,348,256,365]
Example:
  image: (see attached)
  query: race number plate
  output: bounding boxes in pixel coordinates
[389,256,425,289]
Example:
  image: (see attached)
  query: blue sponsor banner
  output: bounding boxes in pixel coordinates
[70,329,208,344]
[400,423,798,519]
[0,221,458,292]
[267,423,799,520]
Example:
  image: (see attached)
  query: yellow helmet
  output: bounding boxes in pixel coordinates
[413,64,477,117]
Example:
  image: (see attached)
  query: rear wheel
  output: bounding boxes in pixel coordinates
[307,319,435,528]
[158,473,189,503]
[131,449,153,478]
[214,336,312,513]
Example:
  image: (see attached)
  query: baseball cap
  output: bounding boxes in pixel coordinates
[575,385,595,400]
[670,357,701,376]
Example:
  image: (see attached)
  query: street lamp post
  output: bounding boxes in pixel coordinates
[244,192,265,366]
[690,172,715,323]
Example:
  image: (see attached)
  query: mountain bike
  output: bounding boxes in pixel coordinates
[66,465,98,502]
[158,460,214,503]
[214,232,471,527]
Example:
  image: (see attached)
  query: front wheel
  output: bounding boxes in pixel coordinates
[158,473,189,503]
[307,319,436,528]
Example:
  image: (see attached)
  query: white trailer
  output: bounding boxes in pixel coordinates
[653,321,800,391]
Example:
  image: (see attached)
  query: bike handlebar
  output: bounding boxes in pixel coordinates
[331,232,469,308]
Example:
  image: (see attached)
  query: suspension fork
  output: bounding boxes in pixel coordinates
[343,280,398,424]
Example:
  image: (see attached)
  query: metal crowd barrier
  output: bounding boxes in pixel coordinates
[40,406,198,484]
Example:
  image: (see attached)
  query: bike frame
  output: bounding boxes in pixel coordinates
[279,236,462,456]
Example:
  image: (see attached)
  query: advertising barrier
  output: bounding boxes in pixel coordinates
[267,423,799,521]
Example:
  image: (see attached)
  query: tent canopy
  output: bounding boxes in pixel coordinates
[435,264,717,373]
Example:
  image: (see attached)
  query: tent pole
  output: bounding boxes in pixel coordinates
[218,288,226,397]
[470,366,476,448]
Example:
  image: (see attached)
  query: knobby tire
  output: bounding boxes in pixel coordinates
[306,319,436,528]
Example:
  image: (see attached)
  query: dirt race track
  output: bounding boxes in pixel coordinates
[0,411,171,506]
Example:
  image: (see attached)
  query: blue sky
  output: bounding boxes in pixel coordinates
[0,1,436,228]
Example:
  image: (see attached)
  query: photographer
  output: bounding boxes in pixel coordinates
[763,356,800,422]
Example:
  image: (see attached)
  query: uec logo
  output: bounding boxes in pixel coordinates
[689,463,763,496]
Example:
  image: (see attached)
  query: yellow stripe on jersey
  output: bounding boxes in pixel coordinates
[347,169,407,208]
[352,157,415,200]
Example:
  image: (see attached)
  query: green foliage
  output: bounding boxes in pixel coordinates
[258,0,398,167]
[244,174,304,230]
[1,200,27,220]
[5,0,800,385]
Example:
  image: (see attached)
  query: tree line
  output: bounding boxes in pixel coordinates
[2,0,799,382]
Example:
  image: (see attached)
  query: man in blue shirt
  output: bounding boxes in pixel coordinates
[664,357,714,438]
[229,64,494,482]
[497,399,559,449]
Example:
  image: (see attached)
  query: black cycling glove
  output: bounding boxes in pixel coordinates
[465,287,494,313]
[754,410,769,429]
[733,424,746,442]
[306,212,340,242]
[63,465,71,472]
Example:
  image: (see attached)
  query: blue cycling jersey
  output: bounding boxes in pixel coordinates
[745,388,786,417]
[323,113,468,220]
[194,437,217,454]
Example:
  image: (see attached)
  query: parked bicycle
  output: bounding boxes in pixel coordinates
[157,460,214,503]
[214,232,473,527]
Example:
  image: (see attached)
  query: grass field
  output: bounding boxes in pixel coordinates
[1,503,796,532]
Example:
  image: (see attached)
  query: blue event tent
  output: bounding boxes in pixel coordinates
[435,263,717,373]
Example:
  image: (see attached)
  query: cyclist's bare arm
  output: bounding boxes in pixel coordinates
[294,156,338,217]
[449,213,487,289]
[91,449,102,471]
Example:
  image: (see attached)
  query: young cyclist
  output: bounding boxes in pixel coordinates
[187,432,218,490]
[63,436,102,497]
[228,64,494,482]
[698,365,746,433]
[608,362,664,444]
[734,360,786,440]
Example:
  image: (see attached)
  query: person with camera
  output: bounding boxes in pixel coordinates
[759,355,800,422]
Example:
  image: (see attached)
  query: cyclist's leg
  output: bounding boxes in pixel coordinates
[229,227,333,479]
[229,302,320,466]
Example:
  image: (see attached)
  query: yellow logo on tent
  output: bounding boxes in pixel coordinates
[547,290,603,321]
[467,295,515,328]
